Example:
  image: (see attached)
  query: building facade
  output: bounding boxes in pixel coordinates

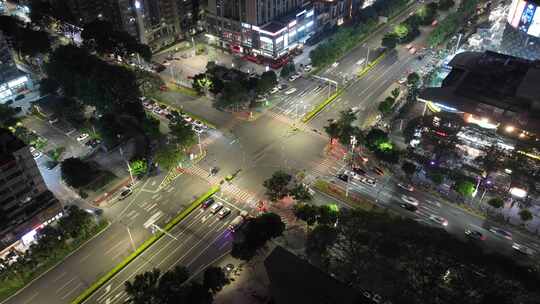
[53,0,197,50]
[0,31,31,104]
[0,129,62,256]
[206,0,316,60]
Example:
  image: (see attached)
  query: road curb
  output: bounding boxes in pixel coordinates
[0,221,111,304]
[71,186,220,304]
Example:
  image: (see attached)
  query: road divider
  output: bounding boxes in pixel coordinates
[71,185,220,304]
[356,51,388,78]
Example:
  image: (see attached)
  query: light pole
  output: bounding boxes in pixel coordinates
[345,135,357,198]
[196,132,203,156]
[364,45,370,70]
[119,147,134,185]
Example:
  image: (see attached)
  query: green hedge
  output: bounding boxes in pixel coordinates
[71,185,220,304]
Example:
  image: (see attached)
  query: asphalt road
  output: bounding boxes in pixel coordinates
[85,195,246,304]
[326,171,540,260]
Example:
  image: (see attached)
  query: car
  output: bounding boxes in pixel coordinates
[278,83,288,90]
[218,207,232,219]
[373,167,384,176]
[331,62,339,68]
[270,86,280,94]
[409,47,417,55]
[284,87,297,95]
[304,64,312,72]
[184,116,193,123]
[118,187,132,200]
[48,116,59,124]
[337,174,349,182]
[15,94,25,101]
[401,195,419,206]
[193,120,206,129]
[360,177,376,187]
[465,229,486,241]
[228,210,249,231]
[489,227,512,240]
[29,147,42,159]
[153,107,164,115]
[210,202,223,214]
[85,138,101,148]
[192,126,204,134]
[429,214,448,226]
[512,243,535,255]
[201,198,215,209]
[143,102,154,110]
[398,77,407,84]
[352,167,367,176]
[162,61,171,66]
[165,113,174,121]
[400,203,417,212]
[288,75,299,82]
[76,133,90,142]
[397,183,414,192]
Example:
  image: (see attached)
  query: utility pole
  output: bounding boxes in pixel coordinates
[346,135,357,198]
[119,147,134,185]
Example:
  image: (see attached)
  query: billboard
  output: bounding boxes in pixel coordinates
[507,0,540,37]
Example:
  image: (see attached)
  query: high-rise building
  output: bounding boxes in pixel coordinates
[0,31,31,104]
[206,0,316,61]
[51,0,196,50]
[0,128,62,257]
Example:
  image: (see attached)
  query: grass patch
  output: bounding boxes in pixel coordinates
[0,220,109,302]
[166,83,199,97]
[302,90,343,123]
[71,186,220,304]
[82,171,117,192]
[313,179,377,211]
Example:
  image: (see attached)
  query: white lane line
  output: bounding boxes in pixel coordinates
[103,212,220,304]
[104,241,125,256]
[145,203,158,212]
[61,282,83,300]
[56,276,76,294]
[20,292,39,304]
[53,271,67,282]
[79,252,92,263]
[185,224,230,268]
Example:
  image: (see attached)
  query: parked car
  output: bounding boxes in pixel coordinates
[400,203,417,212]
[304,64,312,72]
[192,126,204,135]
[397,183,414,192]
[489,227,512,240]
[337,174,349,182]
[401,195,419,206]
[29,147,42,159]
[228,210,249,231]
[512,243,535,255]
[48,116,59,124]
[76,133,90,142]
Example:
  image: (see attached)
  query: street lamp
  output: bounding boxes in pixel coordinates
[119,147,134,184]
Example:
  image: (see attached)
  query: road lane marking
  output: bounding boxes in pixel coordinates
[79,252,92,263]
[104,241,125,256]
[53,271,67,282]
[61,282,83,300]
[56,276,76,293]
[20,292,39,304]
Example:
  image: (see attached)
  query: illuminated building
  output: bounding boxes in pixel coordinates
[0,31,32,104]
[0,129,61,258]
[206,0,316,61]
[419,51,540,146]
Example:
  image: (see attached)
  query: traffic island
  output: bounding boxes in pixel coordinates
[313,179,378,212]
[71,185,220,304]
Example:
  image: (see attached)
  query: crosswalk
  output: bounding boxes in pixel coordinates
[310,158,344,178]
[184,165,256,202]
[265,110,327,139]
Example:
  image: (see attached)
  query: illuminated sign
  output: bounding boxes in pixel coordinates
[306,10,314,18]
[464,114,499,129]
[518,3,536,33]
[296,9,306,17]
[509,187,527,198]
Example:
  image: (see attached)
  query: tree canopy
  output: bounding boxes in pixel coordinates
[60,157,96,188]
[263,171,292,201]
[232,212,285,260]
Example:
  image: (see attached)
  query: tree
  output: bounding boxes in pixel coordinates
[293,203,319,227]
[306,224,338,258]
[203,266,229,293]
[47,97,85,127]
[381,32,398,49]
[324,121,341,144]
[232,213,285,260]
[391,87,401,99]
[519,209,533,222]
[256,71,277,94]
[130,159,148,178]
[280,62,296,78]
[124,268,161,304]
[476,147,504,176]
[263,171,292,201]
[365,128,389,150]
[39,78,60,96]
[192,74,213,95]
[487,198,504,209]
[290,183,313,202]
[215,81,249,110]
[455,180,475,197]
[438,0,455,11]
[0,104,21,128]
[407,72,420,88]
[57,205,93,239]
[393,23,410,40]
[402,161,417,176]
[318,204,339,226]
[157,266,190,303]
[60,157,95,188]
[14,28,51,57]
[169,121,195,148]
[378,96,395,115]
[155,143,184,171]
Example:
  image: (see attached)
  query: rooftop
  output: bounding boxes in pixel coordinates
[264,246,368,304]
[419,51,540,133]
[0,128,25,164]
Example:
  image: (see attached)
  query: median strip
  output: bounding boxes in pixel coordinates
[71,185,220,304]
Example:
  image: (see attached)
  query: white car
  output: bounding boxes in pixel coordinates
[184,116,193,123]
[429,215,448,226]
[210,202,223,214]
[360,177,376,187]
[288,74,299,82]
[397,183,414,192]
[193,120,206,129]
[332,62,339,68]
[284,87,297,95]
[192,126,204,135]
[270,86,280,94]
[77,133,90,142]
[304,64,312,72]
[218,207,232,219]
[29,147,42,159]
[512,243,535,255]
[401,195,419,206]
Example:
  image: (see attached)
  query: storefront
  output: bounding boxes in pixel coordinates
[0,75,32,104]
